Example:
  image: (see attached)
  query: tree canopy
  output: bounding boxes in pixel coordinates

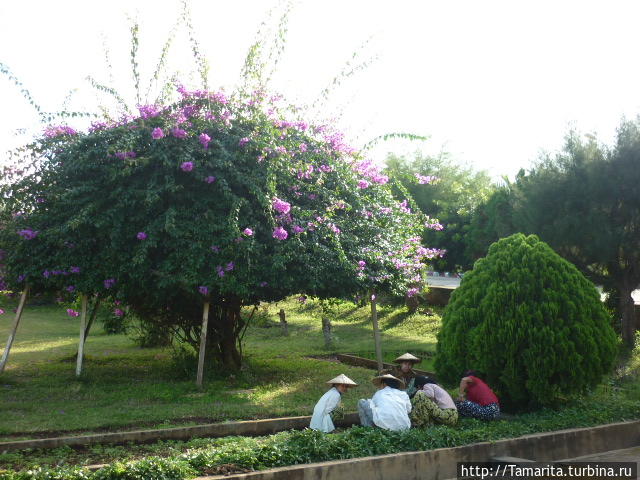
[0,87,439,367]
[436,234,618,410]
[384,152,494,272]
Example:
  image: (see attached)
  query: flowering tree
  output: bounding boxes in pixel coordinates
[0,86,440,368]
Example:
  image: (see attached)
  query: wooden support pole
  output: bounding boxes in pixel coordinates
[75,294,88,377]
[0,286,29,374]
[370,290,383,373]
[196,301,210,388]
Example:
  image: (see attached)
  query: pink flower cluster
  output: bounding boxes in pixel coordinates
[354,159,389,185]
[273,227,288,240]
[416,174,438,184]
[272,198,291,214]
[424,216,444,231]
[67,309,80,317]
[114,151,137,159]
[44,125,77,138]
[18,229,38,240]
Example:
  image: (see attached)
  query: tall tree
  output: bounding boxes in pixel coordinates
[513,121,640,347]
[385,151,495,272]
[0,89,433,368]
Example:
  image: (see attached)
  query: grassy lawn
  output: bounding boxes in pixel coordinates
[0,295,440,439]
[0,295,638,474]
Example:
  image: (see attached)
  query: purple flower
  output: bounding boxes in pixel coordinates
[239,137,250,146]
[259,281,268,287]
[416,173,437,184]
[171,127,188,139]
[43,270,51,278]
[357,180,369,189]
[211,245,220,253]
[199,133,211,149]
[225,262,235,271]
[319,165,332,173]
[17,274,26,283]
[243,228,253,236]
[67,309,80,317]
[104,278,116,289]
[298,143,307,152]
[70,266,81,274]
[198,286,209,295]
[407,288,419,297]
[114,300,121,305]
[137,232,147,240]
[205,176,216,183]
[44,125,77,138]
[114,308,125,317]
[151,127,164,139]
[292,225,305,234]
[138,104,162,119]
[357,260,366,270]
[216,266,225,277]
[298,295,307,304]
[272,227,288,240]
[18,229,38,240]
[180,161,194,172]
[272,198,291,214]
[0,308,4,315]
[65,285,76,292]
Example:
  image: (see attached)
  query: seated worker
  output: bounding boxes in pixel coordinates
[357,374,412,431]
[455,370,500,420]
[381,352,421,397]
[409,376,458,428]
[310,374,358,433]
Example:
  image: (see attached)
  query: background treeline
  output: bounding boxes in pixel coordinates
[385,116,640,347]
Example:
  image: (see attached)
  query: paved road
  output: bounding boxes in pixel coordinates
[426,275,640,304]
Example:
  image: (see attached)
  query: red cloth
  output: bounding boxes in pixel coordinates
[466,376,499,406]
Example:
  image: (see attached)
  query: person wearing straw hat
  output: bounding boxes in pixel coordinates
[310,374,358,433]
[381,352,421,397]
[357,374,412,431]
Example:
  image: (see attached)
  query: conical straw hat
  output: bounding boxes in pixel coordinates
[394,352,421,363]
[326,374,358,386]
[372,373,405,388]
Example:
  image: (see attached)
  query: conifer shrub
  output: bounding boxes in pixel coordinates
[435,233,618,410]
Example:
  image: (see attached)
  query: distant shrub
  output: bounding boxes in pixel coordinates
[435,233,618,410]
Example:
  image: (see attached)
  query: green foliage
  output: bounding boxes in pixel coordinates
[0,88,429,367]
[384,152,495,272]
[2,393,639,478]
[435,233,618,409]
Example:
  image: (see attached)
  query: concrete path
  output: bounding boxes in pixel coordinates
[565,447,640,479]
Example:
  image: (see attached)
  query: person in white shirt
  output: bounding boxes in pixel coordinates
[357,374,412,431]
[310,374,358,433]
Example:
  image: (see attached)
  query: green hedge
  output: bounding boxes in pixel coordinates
[2,395,639,479]
[435,233,618,409]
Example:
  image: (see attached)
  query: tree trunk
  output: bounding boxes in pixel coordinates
[618,280,637,349]
[208,301,242,370]
[278,308,289,336]
[321,316,332,348]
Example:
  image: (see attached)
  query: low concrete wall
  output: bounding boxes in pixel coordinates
[336,354,437,378]
[0,413,360,452]
[199,420,640,480]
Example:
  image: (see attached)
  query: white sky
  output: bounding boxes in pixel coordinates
[2,0,640,179]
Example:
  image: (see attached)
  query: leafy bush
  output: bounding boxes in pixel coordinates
[435,233,618,409]
[3,394,639,479]
[0,87,435,368]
